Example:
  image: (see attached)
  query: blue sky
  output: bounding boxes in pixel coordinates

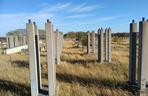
[0,0,148,36]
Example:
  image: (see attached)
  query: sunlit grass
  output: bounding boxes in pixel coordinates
[0,38,134,96]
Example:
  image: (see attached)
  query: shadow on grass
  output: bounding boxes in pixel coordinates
[0,79,30,96]
[56,73,128,90]
[61,59,97,65]
[12,60,29,68]
[62,52,84,56]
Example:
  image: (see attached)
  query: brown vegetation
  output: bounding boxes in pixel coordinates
[0,38,134,96]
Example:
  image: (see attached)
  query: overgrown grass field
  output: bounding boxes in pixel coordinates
[0,37,134,96]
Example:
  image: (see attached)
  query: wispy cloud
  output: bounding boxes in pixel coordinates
[56,14,130,27]
[68,3,103,13]
[39,2,103,13]
[39,2,72,13]
[0,1,130,35]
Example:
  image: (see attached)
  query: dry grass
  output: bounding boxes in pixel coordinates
[0,38,134,96]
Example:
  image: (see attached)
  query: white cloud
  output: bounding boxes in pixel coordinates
[39,2,102,13]
[68,3,103,13]
[39,2,72,13]
[56,15,130,27]
[0,2,130,35]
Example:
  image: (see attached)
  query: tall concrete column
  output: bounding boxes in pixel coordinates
[87,31,91,54]
[59,32,63,55]
[23,36,26,45]
[6,36,10,48]
[98,28,104,63]
[34,22,42,93]
[55,29,60,65]
[13,36,16,47]
[138,18,148,90]
[15,36,19,47]
[129,20,137,85]
[53,31,57,63]
[20,36,23,45]
[105,28,108,61]
[9,36,15,48]
[59,33,63,56]
[26,20,38,96]
[107,28,112,62]
[45,19,56,96]
[18,36,23,46]
[91,31,95,53]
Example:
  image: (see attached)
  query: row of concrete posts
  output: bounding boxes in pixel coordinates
[27,19,63,96]
[87,28,112,63]
[6,35,27,49]
[129,18,148,96]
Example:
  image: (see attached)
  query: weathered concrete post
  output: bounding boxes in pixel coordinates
[98,28,104,63]
[87,31,91,54]
[15,36,19,47]
[27,19,38,96]
[129,20,137,85]
[22,36,26,45]
[20,36,23,45]
[105,28,108,61]
[55,29,60,65]
[18,36,23,46]
[6,36,10,48]
[45,19,56,96]
[138,18,148,91]
[59,33,63,56]
[91,31,95,53]
[33,22,42,92]
[9,36,15,48]
[59,32,62,64]
[54,32,57,64]
[107,28,112,62]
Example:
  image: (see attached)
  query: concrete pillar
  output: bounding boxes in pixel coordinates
[20,36,23,45]
[129,20,137,85]
[26,20,38,96]
[107,28,112,62]
[45,19,56,96]
[87,31,91,54]
[18,36,23,46]
[98,28,104,63]
[91,31,95,53]
[15,36,19,47]
[105,28,108,61]
[6,36,10,48]
[23,36,26,45]
[9,36,15,48]
[54,32,57,62]
[138,18,148,90]
[34,22,42,92]
[59,33,61,55]
[55,29,60,65]
[59,33,63,56]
